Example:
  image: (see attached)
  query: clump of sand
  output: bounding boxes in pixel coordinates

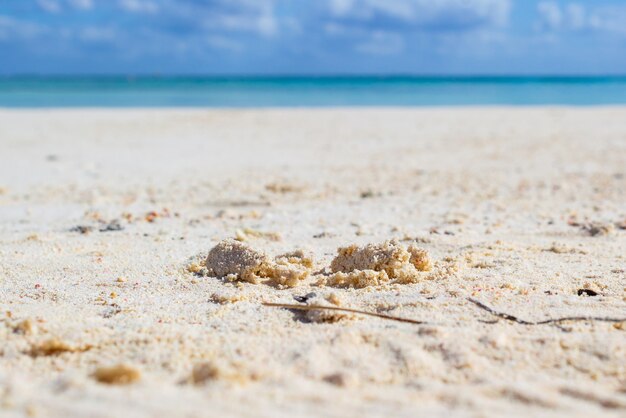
[205,240,312,287]
[234,228,281,242]
[322,240,432,288]
[202,239,432,289]
[188,360,258,385]
[209,290,248,304]
[29,338,91,357]
[190,362,223,385]
[321,269,390,288]
[92,364,141,385]
[275,249,314,269]
[205,240,271,284]
[272,249,314,287]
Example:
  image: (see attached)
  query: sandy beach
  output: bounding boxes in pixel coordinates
[0,107,625,417]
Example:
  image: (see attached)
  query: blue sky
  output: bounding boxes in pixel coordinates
[0,0,625,75]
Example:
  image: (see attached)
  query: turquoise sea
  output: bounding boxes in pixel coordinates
[1,76,626,107]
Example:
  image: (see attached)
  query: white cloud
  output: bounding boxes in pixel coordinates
[38,0,95,12]
[325,0,512,56]
[586,7,626,35]
[258,11,277,37]
[566,3,585,30]
[209,14,269,36]
[0,15,44,40]
[119,0,159,14]
[537,2,626,35]
[69,0,94,11]
[327,0,512,29]
[537,1,562,30]
[329,0,355,16]
[37,0,61,13]
[196,2,280,37]
[356,0,415,21]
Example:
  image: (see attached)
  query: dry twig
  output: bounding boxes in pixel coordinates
[262,302,426,325]
[263,299,626,327]
[467,298,626,325]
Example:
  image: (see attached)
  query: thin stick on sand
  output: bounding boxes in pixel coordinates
[262,302,427,325]
[262,300,626,327]
[467,298,626,325]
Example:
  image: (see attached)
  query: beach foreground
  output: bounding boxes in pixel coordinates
[1,108,625,417]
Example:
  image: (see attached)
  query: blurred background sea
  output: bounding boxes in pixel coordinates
[1,76,626,107]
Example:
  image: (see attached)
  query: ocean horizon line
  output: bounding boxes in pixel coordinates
[2,75,626,107]
[2,74,626,81]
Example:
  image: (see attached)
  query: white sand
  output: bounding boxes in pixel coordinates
[0,108,625,417]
